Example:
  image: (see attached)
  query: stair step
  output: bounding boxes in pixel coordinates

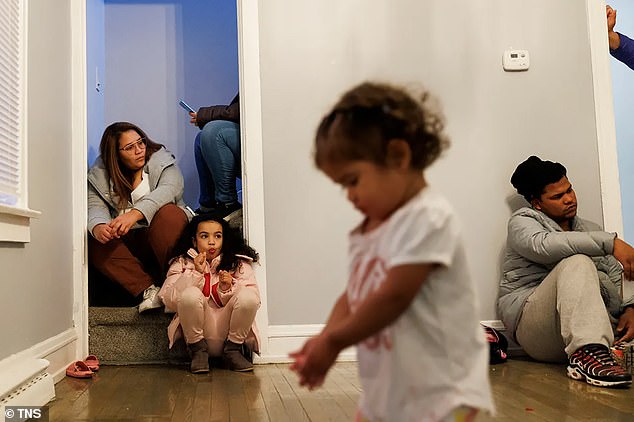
[89,307,188,365]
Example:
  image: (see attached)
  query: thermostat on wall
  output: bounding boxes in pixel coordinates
[503,49,529,71]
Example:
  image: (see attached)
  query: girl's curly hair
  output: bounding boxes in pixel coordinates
[172,213,258,273]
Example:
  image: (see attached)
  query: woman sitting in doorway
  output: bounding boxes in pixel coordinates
[190,94,242,218]
[88,122,193,313]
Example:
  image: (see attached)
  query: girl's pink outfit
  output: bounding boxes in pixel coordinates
[158,254,260,356]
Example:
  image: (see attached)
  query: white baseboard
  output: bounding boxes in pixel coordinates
[29,328,79,383]
[257,324,356,364]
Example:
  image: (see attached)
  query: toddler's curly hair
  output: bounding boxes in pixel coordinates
[314,82,449,170]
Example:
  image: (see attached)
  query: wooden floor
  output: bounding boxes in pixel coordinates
[48,359,634,421]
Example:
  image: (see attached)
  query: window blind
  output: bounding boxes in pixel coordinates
[0,0,23,207]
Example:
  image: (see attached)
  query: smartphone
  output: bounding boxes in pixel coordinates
[179,99,195,113]
[187,248,199,259]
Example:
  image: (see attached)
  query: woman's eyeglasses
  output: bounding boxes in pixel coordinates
[119,137,147,153]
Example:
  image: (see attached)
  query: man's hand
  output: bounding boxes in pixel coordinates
[615,307,634,344]
[608,5,617,32]
[189,111,198,126]
[607,5,621,50]
[108,209,143,237]
[93,223,114,244]
[613,238,634,280]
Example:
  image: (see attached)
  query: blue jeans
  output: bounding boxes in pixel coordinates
[194,120,241,207]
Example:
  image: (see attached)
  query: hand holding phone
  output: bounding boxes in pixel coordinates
[179,99,195,113]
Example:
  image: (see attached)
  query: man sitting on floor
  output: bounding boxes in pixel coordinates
[498,156,634,388]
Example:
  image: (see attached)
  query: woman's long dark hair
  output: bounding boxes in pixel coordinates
[99,121,164,210]
[173,213,258,273]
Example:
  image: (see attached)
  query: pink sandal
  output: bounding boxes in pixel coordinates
[66,361,93,379]
[84,355,100,372]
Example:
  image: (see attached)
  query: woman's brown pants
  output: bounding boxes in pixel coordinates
[88,204,188,297]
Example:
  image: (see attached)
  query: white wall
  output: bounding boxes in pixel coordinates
[0,0,75,360]
[98,0,239,207]
[609,0,634,242]
[257,0,604,325]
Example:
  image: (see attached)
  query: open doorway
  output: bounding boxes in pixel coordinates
[608,1,634,242]
[86,0,241,306]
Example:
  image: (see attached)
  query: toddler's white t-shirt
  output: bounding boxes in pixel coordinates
[347,188,494,421]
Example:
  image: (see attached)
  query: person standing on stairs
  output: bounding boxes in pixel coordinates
[88,122,193,313]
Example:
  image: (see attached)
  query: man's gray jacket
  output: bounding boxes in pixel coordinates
[497,207,634,340]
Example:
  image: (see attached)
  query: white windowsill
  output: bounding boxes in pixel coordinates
[0,203,41,242]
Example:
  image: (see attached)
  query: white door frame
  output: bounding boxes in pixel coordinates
[586,0,624,234]
[587,0,634,299]
[71,0,89,360]
[69,0,272,360]
[237,0,270,359]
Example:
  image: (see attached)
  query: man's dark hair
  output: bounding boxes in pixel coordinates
[510,156,567,202]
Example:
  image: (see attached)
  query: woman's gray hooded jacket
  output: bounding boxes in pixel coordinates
[87,147,193,236]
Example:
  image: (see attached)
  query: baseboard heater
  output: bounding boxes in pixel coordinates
[0,356,55,418]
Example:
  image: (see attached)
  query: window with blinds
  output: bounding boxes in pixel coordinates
[0,0,24,207]
[0,0,38,242]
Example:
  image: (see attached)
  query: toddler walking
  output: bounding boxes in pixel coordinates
[290,82,494,421]
[159,214,260,373]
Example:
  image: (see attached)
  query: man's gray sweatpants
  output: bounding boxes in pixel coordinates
[516,254,614,363]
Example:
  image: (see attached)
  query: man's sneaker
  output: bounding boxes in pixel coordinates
[138,285,162,313]
[194,202,241,219]
[194,205,215,215]
[218,201,242,220]
[567,343,632,387]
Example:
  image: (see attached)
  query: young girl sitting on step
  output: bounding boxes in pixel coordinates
[159,213,260,373]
